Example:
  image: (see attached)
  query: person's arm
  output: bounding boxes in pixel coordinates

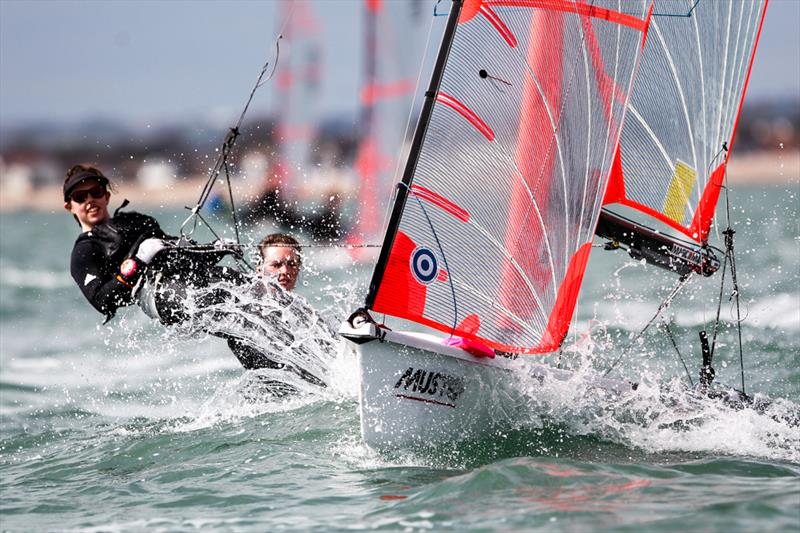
[70,239,135,320]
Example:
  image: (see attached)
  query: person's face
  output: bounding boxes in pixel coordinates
[63,179,110,231]
[259,246,301,291]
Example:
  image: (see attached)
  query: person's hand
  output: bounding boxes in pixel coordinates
[135,238,168,264]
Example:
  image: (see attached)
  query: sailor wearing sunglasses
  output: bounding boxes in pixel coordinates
[63,164,171,321]
[63,164,248,326]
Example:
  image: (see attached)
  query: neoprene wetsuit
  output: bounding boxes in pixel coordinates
[69,209,167,321]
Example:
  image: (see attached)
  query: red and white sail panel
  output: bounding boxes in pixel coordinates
[604,0,768,242]
[369,0,653,353]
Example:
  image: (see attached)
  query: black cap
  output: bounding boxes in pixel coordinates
[63,170,109,201]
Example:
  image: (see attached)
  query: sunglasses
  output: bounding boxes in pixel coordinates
[70,186,106,204]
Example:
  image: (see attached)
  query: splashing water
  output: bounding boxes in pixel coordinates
[173,276,342,389]
[508,337,800,464]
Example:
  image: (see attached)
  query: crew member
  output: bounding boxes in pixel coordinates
[64,164,170,321]
[227,233,326,387]
[64,163,244,333]
[257,233,302,291]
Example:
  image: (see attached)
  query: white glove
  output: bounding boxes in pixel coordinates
[135,238,167,264]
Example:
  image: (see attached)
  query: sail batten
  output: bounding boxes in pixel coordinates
[368,0,652,353]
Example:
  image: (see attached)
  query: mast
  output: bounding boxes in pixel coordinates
[365,0,464,309]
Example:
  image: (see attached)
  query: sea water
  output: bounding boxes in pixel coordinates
[1,185,798,531]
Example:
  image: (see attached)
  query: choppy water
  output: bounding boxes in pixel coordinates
[1,185,798,531]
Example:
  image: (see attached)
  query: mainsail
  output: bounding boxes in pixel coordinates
[600,0,768,250]
[365,0,653,353]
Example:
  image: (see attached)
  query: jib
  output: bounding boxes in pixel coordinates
[393,367,465,402]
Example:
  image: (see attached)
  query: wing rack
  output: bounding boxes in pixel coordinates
[596,208,720,277]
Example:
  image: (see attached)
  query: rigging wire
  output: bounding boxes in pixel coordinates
[700,142,747,395]
[718,164,748,395]
[179,242,381,251]
[378,0,440,248]
[178,35,283,249]
[701,143,730,332]
[661,320,694,388]
[603,273,692,377]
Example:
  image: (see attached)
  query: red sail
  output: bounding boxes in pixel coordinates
[603,0,768,244]
[371,0,652,353]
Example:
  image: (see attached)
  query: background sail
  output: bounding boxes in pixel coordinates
[273,0,322,202]
[603,0,768,243]
[349,0,427,251]
[368,0,653,353]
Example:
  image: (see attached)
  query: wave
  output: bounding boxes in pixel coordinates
[511,364,800,464]
[577,291,800,332]
[0,264,72,289]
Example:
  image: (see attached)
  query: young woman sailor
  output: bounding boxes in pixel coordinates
[64,164,178,321]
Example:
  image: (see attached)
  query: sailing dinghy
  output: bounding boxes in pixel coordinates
[341,0,776,450]
[340,0,657,450]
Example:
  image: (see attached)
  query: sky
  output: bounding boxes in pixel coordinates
[1,0,798,130]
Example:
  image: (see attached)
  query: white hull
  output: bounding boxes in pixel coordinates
[340,321,635,451]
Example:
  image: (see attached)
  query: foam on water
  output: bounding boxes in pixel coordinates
[510,341,800,464]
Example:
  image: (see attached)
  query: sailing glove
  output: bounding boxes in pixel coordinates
[135,238,168,264]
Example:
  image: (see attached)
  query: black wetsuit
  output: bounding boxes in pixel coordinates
[227,339,325,387]
[69,210,168,321]
[69,207,242,323]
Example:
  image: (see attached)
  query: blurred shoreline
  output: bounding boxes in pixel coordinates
[1,150,797,213]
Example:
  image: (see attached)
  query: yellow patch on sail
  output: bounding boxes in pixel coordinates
[662,160,697,223]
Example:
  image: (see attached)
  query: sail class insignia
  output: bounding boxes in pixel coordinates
[411,247,438,285]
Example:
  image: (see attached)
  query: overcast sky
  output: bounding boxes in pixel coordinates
[1,0,798,130]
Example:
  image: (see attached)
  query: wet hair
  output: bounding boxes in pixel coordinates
[258,233,302,263]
